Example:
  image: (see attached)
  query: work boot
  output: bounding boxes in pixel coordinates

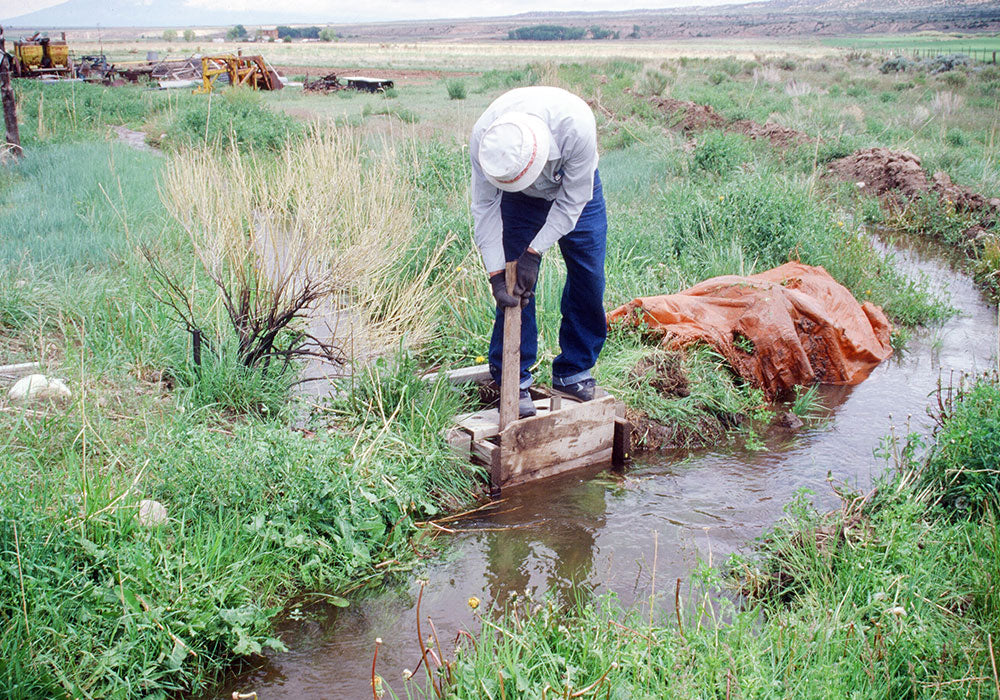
[553,378,597,402]
[518,389,537,418]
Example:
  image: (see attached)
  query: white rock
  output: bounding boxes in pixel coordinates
[138,499,168,527]
[8,374,72,402]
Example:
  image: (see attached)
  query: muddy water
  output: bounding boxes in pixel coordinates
[205,235,997,700]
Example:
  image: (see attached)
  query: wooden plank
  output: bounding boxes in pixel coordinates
[456,398,554,441]
[421,365,492,385]
[612,416,631,470]
[457,408,500,440]
[444,426,471,459]
[498,261,520,431]
[470,439,503,498]
[500,395,616,484]
[504,448,613,488]
[470,438,498,465]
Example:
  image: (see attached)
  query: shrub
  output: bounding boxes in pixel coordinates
[941,71,967,88]
[692,130,753,175]
[920,377,1000,516]
[880,55,913,73]
[508,24,586,41]
[638,69,670,96]
[720,57,741,76]
[708,71,727,85]
[445,78,467,100]
[165,88,302,152]
[921,53,973,74]
[946,127,969,147]
[777,57,797,71]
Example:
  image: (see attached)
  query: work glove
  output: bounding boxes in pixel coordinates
[513,249,542,305]
[489,273,520,308]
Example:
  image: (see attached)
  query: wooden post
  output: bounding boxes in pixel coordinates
[498,261,520,432]
[492,260,520,497]
[0,25,21,158]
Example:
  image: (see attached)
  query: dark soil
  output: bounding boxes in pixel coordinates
[650,97,726,132]
[648,96,812,149]
[628,410,729,452]
[827,147,1000,221]
[731,119,813,148]
[629,353,690,399]
[826,147,930,199]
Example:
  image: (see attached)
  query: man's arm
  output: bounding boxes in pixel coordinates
[470,144,506,275]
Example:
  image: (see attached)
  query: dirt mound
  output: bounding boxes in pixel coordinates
[647,96,811,149]
[630,353,690,398]
[826,147,929,198]
[607,262,893,399]
[650,97,726,132]
[731,119,812,148]
[828,148,1000,220]
[931,171,1000,218]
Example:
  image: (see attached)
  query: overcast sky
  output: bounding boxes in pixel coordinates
[0,0,754,23]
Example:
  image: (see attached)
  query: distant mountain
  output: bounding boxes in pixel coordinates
[761,0,995,10]
[2,0,336,28]
[4,0,999,32]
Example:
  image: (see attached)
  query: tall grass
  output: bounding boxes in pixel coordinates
[159,126,446,373]
[0,142,163,265]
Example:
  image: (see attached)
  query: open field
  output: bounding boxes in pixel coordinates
[2,34,999,699]
[72,38,840,74]
[824,31,1000,53]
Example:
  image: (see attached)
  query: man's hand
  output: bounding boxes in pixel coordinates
[513,249,542,304]
[489,272,520,308]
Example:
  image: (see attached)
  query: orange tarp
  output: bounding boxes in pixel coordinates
[607,262,893,398]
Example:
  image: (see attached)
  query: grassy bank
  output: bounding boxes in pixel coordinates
[427,375,1000,699]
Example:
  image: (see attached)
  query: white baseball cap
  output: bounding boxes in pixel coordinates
[478,112,551,192]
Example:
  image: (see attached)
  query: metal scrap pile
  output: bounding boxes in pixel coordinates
[151,57,203,88]
[303,72,345,93]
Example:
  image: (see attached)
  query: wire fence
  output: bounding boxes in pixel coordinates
[866,46,999,64]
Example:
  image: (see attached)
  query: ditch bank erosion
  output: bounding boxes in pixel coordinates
[205,232,997,700]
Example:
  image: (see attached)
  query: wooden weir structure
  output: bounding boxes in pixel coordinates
[435,262,631,496]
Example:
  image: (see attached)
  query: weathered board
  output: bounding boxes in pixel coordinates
[499,395,616,486]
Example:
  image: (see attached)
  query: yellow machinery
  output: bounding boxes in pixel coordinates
[12,33,72,78]
[194,55,283,94]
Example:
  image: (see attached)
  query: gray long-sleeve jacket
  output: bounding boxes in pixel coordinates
[470,86,599,274]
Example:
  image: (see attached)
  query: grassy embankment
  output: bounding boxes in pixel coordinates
[1,45,995,698]
[428,374,1000,699]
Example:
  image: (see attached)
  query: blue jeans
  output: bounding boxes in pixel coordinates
[489,170,608,389]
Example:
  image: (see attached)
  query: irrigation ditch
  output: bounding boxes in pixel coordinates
[203,228,998,699]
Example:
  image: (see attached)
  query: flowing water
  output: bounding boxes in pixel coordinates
[205,234,997,700]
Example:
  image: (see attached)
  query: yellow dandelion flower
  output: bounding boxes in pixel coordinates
[467,596,481,610]
[837,221,844,227]
[474,355,486,364]
[455,266,464,272]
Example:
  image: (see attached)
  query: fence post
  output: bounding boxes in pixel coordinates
[0,25,23,159]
